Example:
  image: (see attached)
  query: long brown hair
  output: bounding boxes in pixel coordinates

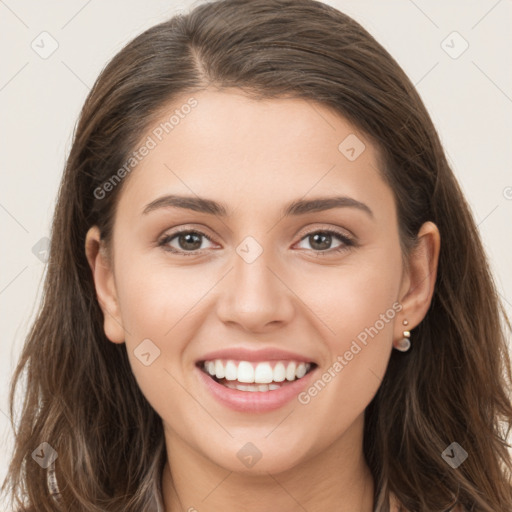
[3,0,512,510]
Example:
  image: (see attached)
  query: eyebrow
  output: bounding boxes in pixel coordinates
[142,194,374,219]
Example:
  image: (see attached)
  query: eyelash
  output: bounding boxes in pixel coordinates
[157,227,356,257]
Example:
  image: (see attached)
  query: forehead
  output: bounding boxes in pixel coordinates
[117,88,393,219]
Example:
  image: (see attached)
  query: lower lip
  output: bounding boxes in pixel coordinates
[196,365,317,413]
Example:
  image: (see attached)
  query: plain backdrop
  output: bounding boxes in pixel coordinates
[1,0,511,503]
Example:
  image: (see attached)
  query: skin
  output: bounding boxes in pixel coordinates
[85,88,440,512]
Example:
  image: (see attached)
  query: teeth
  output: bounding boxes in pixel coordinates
[224,382,285,392]
[285,362,296,381]
[254,362,273,384]
[273,362,286,382]
[296,363,307,379]
[215,359,225,379]
[225,361,238,380]
[237,361,254,383]
[202,359,312,384]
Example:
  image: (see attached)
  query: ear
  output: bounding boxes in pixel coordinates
[397,221,441,334]
[84,226,125,344]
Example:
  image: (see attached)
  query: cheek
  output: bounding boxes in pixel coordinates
[295,239,403,346]
[113,252,211,341]
[111,255,198,414]
[295,242,402,417]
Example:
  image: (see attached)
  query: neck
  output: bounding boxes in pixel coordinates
[161,414,374,512]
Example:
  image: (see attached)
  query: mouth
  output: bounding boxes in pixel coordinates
[197,359,318,392]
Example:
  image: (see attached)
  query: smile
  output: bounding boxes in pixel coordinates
[196,357,318,412]
[200,359,315,391]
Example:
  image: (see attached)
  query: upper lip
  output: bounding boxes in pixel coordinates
[197,347,316,364]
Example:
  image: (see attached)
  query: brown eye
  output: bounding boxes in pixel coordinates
[175,232,203,251]
[159,230,215,255]
[308,232,334,251]
[296,229,355,253]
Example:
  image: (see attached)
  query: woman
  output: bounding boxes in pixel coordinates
[2,0,512,510]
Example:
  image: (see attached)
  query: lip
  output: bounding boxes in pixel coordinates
[197,347,316,364]
[195,363,318,413]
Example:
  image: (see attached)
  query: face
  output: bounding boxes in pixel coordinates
[87,88,428,476]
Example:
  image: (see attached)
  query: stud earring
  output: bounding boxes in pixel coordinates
[395,319,411,352]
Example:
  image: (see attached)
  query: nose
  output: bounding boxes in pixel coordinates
[215,243,295,334]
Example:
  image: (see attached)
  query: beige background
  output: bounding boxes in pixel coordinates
[1,0,511,502]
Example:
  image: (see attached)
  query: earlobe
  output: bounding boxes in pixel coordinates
[84,226,126,344]
[397,221,441,333]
